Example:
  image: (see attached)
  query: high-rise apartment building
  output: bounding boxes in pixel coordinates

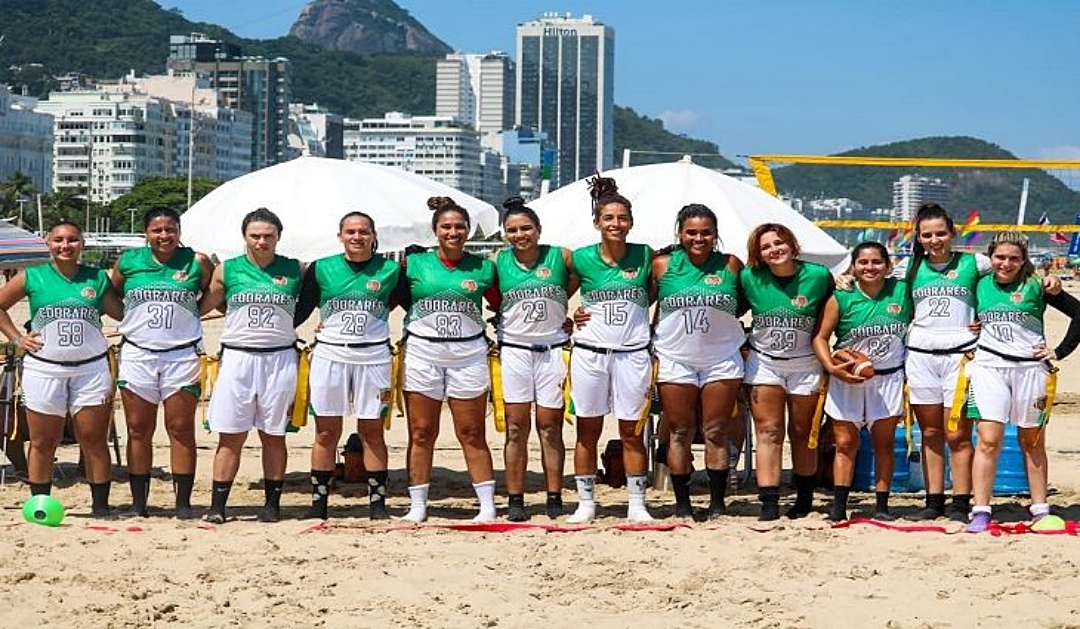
[288,103,344,159]
[893,175,949,222]
[36,91,176,203]
[0,85,53,193]
[343,112,508,206]
[436,52,515,151]
[516,13,614,188]
[167,33,291,170]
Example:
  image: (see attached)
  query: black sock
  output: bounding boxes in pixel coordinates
[264,479,284,509]
[759,486,781,521]
[172,473,195,510]
[308,469,333,518]
[952,493,972,510]
[793,474,815,508]
[706,468,729,511]
[875,491,890,513]
[90,482,111,515]
[368,470,387,504]
[925,493,946,512]
[671,473,692,510]
[129,473,150,515]
[30,482,52,496]
[508,494,525,509]
[546,491,562,506]
[209,479,232,514]
[830,485,851,521]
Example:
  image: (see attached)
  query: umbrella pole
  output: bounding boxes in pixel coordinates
[0,350,14,487]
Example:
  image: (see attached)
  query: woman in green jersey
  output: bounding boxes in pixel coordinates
[110,207,213,519]
[653,203,745,520]
[741,223,834,520]
[965,232,1080,533]
[0,221,123,517]
[814,242,912,522]
[900,204,1060,521]
[199,208,303,524]
[293,211,401,521]
[400,196,499,523]
[568,176,654,523]
[496,197,578,521]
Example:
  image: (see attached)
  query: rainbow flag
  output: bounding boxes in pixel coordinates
[960,208,982,246]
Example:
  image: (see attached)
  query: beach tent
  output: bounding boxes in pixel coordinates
[181,157,500,262]
[0,220,48,269]
[529,157,849,270]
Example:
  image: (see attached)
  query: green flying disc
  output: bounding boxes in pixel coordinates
[22,495,65,527]
[1032,514,1066,532]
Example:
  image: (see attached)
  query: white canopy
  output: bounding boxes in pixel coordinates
[181,156,500,261]
[529,158,849,270]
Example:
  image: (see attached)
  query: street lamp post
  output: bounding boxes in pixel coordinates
[129,207,138,233]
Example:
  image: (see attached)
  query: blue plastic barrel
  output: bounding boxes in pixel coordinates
[971,423,1030,496]
[852,424,909,493]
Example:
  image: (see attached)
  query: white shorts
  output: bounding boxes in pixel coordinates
[906,350,966,406]
[744,351,823,396]
[308,355,391,420]
[966,362,1049,428]
[118,345,201,404]
[404,353,489,401]
[21,358,113,417]
[825,369,905,427]
[499,345,567,409]
[207,348,298,436]
[657,351,744,387]
[570,347,651,420]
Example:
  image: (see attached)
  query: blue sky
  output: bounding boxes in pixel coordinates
[167,0,1080,167]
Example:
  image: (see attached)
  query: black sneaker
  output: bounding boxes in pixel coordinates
[257,504,280,523]
[507,502,530,522]
[545,495,564,519]
[758,503,781,522]
[908,505,945,521]
[369,500,389,521]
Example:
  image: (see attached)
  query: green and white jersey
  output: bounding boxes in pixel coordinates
[496,245,569,346]
[314,254,399,365]
[572,243,652,350]
[974,275,1046,368]
[24,262,110,364]
[117,246,203,350]
[654,250,743,367]
[907,252,982,351]
[740,260,832,360]
[404,251,495,364]
[833,278,912,371]
[220,254,301,348]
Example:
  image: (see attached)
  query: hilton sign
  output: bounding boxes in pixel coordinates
[543,26,578,37]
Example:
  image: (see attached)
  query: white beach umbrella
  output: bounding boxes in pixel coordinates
[182,156,500,261]
[529,157,849,270]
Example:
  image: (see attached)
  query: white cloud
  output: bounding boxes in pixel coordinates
[659,109,704,132]
[1037,145,1080,160]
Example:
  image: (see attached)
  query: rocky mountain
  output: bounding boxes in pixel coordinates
[289,0,451,56]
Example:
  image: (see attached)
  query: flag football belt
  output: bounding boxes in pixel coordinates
[498,340,568,353]
[312,337,391,349]
[573,342,650,355]
[24,351,109,367]
[120,336,201,353]
[404,331,486,344]
[907,342,976,355]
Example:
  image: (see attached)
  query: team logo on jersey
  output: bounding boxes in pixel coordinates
[172,270,189,282]
[461,279,478,292]
[272,275,288,286]
[704,274,722,286]
[1010,292,1023,304]
[366,279,382,292]
[791,295,808,308]
[622,269,639,280]
[887,303,902,315]
[536,266,551,280]
[80,287,97,299]
[946,270,958,280]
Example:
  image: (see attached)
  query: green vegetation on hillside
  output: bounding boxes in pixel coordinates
[772,136,1080,224]
[613,107,735,170]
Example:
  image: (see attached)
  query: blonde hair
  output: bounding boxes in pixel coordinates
[987,231,1035,282]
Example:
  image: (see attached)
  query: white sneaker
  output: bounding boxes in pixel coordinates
[401,507,427,523]
[472,507,497,523]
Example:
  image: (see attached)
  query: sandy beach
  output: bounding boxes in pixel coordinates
[2,289,1080,628]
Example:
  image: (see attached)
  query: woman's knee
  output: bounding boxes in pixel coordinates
[454,421,487,448]
[756,420,785,447]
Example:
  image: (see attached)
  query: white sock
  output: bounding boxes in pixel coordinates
[568,475,596,523]
[472,480,497,522]
[1029,503,1050,521]
[971,505,992,516]
[402,484,429,523]
[626,474,653,522]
